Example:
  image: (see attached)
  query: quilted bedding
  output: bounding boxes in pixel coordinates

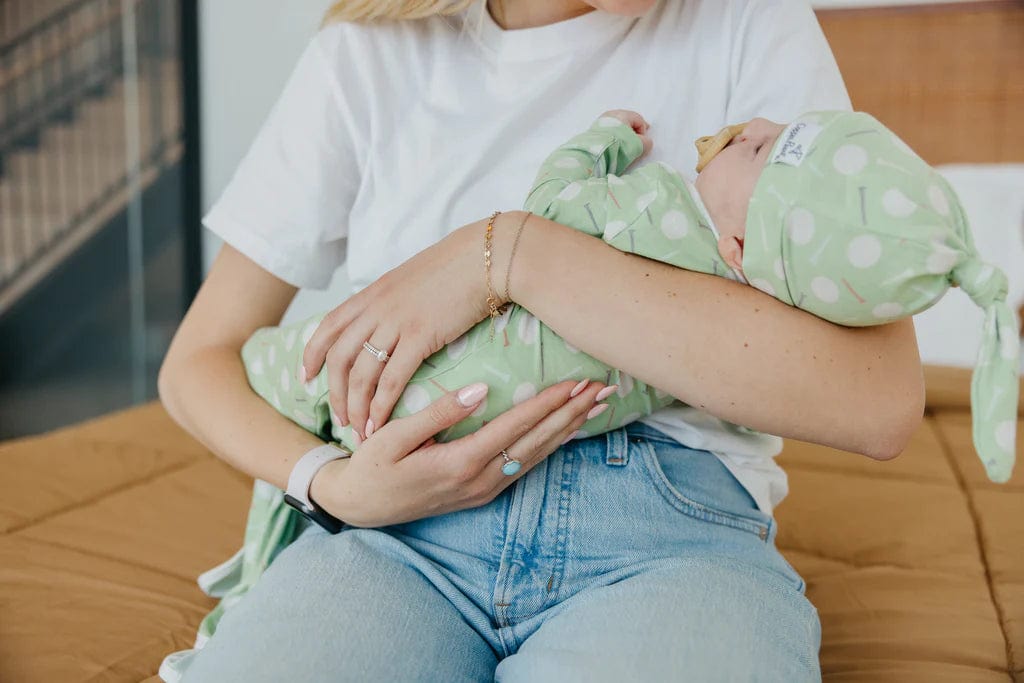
[1,366,1021,682]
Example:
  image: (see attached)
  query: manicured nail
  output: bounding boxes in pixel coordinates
[560,430,580,445]
[332,405,348,427]
[352,430,362,446]
[297,365,307,383]
[587,403,610,420]
[595,385,618,402]
[570,379,590,397]
[457,382,489,407]
[365,418,375,438]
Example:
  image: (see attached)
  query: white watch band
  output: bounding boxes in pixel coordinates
[286,443,352,512]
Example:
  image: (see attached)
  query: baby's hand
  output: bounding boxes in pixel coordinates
[600,109,653,158]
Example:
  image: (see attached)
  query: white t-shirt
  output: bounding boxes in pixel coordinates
[204,0,851,515]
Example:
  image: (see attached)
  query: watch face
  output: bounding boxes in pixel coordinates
[283,493,345,534]
[283,493,310,513]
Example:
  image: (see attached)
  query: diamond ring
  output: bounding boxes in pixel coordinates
[362,340,390,363]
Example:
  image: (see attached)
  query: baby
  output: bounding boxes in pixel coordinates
[242,109,1019,484]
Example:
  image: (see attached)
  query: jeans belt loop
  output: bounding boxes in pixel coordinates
[605,427,629,467]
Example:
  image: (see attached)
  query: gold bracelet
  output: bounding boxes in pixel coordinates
[483,210,503,340]
[502,211,531,308]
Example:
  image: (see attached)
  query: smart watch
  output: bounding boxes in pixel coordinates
[283,443,352,534]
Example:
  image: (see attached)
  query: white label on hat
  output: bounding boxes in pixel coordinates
[771,121,823,167]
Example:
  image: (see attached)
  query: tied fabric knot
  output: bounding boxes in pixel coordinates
[952,258,1020,483]
[953,258,1009,310]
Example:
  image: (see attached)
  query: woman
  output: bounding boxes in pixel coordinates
[158,0,925,680]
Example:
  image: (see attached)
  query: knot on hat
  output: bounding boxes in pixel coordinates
[953,259,1009,310]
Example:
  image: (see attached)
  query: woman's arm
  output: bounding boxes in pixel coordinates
[495,212,926,460]
[157,245,328,490]
[159,243,610,526]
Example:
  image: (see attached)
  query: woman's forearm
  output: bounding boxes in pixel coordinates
[158,244,338,491]
[159,344,334,491]
[498,212,925,459]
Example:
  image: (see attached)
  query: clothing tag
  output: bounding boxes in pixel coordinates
[771,121,823,167]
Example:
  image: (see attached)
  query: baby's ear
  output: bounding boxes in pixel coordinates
[717,235,745,273]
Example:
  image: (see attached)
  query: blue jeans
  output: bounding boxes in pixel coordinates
[182,422,821,681]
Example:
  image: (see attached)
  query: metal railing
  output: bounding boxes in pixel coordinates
[0,0,184,309]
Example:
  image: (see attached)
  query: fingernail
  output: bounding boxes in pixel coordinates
[457,382,489,407]
[570,379,590,397]
[297,365,307,383]
[365,418,375,438]
[333,405,348,427]
[595,385,618,402]
[587,403,610,420]
[352,431,362,446]
[560,430,580,445]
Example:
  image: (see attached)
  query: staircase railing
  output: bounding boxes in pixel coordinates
[0,0,184,309]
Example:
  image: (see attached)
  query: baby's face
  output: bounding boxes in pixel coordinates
[694,117,787,275]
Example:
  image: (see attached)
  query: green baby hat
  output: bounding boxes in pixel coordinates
[743,110,1019,483]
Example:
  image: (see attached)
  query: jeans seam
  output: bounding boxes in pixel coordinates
[634,437,771,539]
[545,447,576,608]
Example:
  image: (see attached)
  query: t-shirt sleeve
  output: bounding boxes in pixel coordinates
[725,0,852,124]
[202,29,363,290]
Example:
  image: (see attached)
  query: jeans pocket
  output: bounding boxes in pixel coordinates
[632,433,772,540]
[771,547,809,594]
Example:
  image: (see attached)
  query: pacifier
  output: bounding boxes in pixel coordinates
[695,122,749,173]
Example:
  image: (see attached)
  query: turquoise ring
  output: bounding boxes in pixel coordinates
[500,449,521,476]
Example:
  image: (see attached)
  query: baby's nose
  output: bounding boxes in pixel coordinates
[746,117,786,141]
[743,118,769,137]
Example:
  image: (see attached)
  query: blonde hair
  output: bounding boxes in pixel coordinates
[323,0,478,23]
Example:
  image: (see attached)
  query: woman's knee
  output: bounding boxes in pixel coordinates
[497,559,820,682]
[183,528,498,682]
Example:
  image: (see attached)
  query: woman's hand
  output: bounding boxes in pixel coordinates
[309,378,610,528]
[298,214,524,443]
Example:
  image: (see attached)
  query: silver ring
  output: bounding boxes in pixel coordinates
[499,448,521,476]
[362,340,390,363]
